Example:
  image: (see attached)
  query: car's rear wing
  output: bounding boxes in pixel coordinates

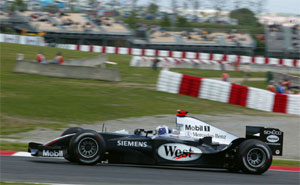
[246,126,283,156]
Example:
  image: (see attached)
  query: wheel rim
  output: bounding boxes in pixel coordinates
[246,148,266,168]
[78,137,99,158]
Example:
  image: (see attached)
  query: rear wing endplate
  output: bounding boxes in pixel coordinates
[246,126,283,156]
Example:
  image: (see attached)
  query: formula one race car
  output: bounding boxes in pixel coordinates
[28,110,284,174]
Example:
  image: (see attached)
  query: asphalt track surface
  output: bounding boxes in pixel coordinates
[1,156,299,185]
[0,156,300,185]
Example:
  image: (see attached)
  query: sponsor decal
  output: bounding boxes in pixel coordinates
[267,135,279,143]
[117,140,148,147]
[187,132,227,140]
[264,130,282,136]
[266,143,281,146]
[157,143,202,161]
[185,125,210,132]
[42,150,63,157]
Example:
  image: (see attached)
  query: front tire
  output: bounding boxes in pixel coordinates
[236,139,272,174]
[61,127,83,136]
[61,127,84,162]
[68,130,106,165]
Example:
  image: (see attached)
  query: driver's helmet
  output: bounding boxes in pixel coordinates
[156,125,171,135]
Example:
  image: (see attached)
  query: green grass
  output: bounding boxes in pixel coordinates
[0,141,28,152]
[0,116,67,135]
[0,43,288,136]
[272,160,300,167]
[241,81,268,89]
[290,73,300,77]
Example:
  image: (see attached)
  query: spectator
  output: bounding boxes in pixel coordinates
[267,81,276,93]
[285,87,293,94]
[152,57,160,71]
[36,51,46,63]
[276,82,285,94]
[282,79,291,88]
[222,72,230,82]
[242,64,250,82]
[53,52,64,64]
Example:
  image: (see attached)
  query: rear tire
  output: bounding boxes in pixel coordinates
[236,139,272,174]
[68,130,106,165]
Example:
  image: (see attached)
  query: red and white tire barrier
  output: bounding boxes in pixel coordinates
[157,70,300,115]
[56,44,300,68]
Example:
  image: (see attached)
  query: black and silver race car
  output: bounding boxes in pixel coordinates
[28,110,283,174]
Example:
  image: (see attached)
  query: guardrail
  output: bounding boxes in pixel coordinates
[1,33,299,68]
[56,44,300,68]
[156,70,300,115]
[130,56,300,74]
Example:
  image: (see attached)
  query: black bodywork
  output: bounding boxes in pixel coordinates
[28,113,284,174]
[29,132,238,168]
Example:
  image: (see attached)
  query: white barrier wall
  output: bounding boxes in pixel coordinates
[199,79,231,103]
[157,70,182,94]
[246,87,275,112]
[0,34,45,46]
[287,95,300,115]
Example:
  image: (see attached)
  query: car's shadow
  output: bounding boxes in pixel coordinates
[29,158,248,175]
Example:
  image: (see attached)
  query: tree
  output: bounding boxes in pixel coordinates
[160,15,171,27]
[10,0,27,11]
[127,11,137,28]
[176,16,190,27]
[229,8,259,26]
[147,3,159,17]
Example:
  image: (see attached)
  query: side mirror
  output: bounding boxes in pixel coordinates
[145,130,153,137]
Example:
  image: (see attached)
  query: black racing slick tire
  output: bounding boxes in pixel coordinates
[68,130,106,165]
[61,127,84,162]
[236,139,272,174]
[61,127,84,136]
